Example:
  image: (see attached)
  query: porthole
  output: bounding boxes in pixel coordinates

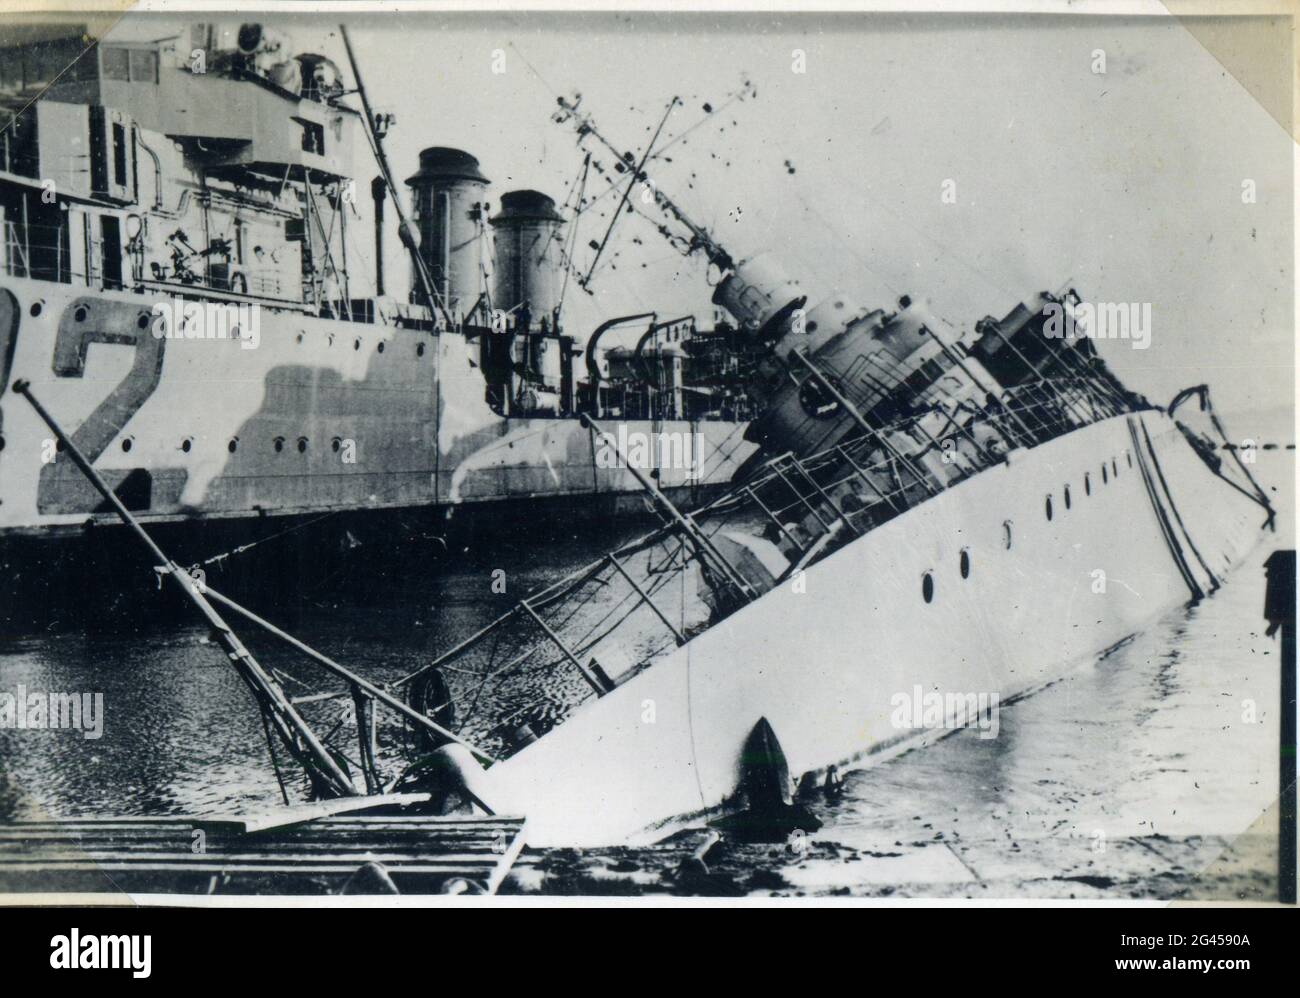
[120,436,133,453]
[1002,520,1013,550]
[959,548,971,579]
[296,331,306,344]
[1064,485,1071,510]
[327,334,336,347]
[228,438,239,454]
[377,341,386,353]
[297,437,308,453]
[73,305,88,323]
[136,312,150,330]
[1102,464,1108,484]
[1126,452,1132,468]
[29,301,43,318]
[1084,472,1091,496]
[180,437,193,453]
[416,342,425,358]
[353,338,362,351]
[331,437,342,453]
[922,572,935,604]
[1112,459,1118,478]
[1045,495,1054,521]
[0,434,5,451]
[273,436,285,453]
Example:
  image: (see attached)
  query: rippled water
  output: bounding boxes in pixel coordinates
[0,416,1291,897]
[758,546,1284,896]
[0,525,634,820]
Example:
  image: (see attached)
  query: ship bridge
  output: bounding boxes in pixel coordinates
[25,29,358,184]
[1,25,365,312]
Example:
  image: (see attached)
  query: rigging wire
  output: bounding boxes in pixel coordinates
[501,40,717,314]
[556,153,590,316]
[188,510,343,572]
[647,77,756,162]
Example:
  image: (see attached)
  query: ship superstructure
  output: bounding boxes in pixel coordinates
[0,24,760,567]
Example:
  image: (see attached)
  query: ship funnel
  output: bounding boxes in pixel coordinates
[490,190,566,331]
[712,253,806,340]
[405,147,490,322]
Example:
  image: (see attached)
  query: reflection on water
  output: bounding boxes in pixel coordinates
[0,522,653,821]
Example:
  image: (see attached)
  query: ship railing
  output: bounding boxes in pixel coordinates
[691,419,753,483]
[690,373,1129,566]
[385,374,1132,762]
[995,375,1124,446]
[390,521,716,760]
[697,373,1124,533]
[1,219,28,277]
[385,452,896,761]
[687,422,942,566]
[385,435,928,760]
[2,218,70,283]
[1000,384,1067,442]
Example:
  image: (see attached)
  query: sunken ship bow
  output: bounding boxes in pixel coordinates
[0,24,760,625]
[388,100,1276,846]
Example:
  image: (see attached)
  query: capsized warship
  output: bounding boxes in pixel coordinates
[3,23,1274,849]
[383,93,1276,846]
[0,24,763,623]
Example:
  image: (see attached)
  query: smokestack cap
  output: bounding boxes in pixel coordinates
[491,189,565,225]
[405,147,489,186]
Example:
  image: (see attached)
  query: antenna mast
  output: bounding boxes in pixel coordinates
[554,94,735,272]
[557,151,591,313]
[339,24,454,328]
[581,95,679,287]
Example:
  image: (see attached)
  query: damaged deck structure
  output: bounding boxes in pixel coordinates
[0,811,528,895]
[396,370,1266,761]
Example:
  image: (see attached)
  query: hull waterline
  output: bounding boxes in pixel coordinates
[476,411,1267,846]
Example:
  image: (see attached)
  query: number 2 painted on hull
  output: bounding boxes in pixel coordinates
[36,297,167,515]
[0,291,19,461]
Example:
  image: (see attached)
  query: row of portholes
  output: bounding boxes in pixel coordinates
[34,299,425,361]
[63,302,161,332]
[121,435,348,455]
[1045,452,1133,522]
[921,545,974,604]
[921,450,1138,603]
[293,330,419,356]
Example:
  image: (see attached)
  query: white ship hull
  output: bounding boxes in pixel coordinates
[0,276,755,537]
[477,410,1266,845]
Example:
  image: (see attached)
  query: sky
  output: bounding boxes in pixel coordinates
[80,10,1297,417]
